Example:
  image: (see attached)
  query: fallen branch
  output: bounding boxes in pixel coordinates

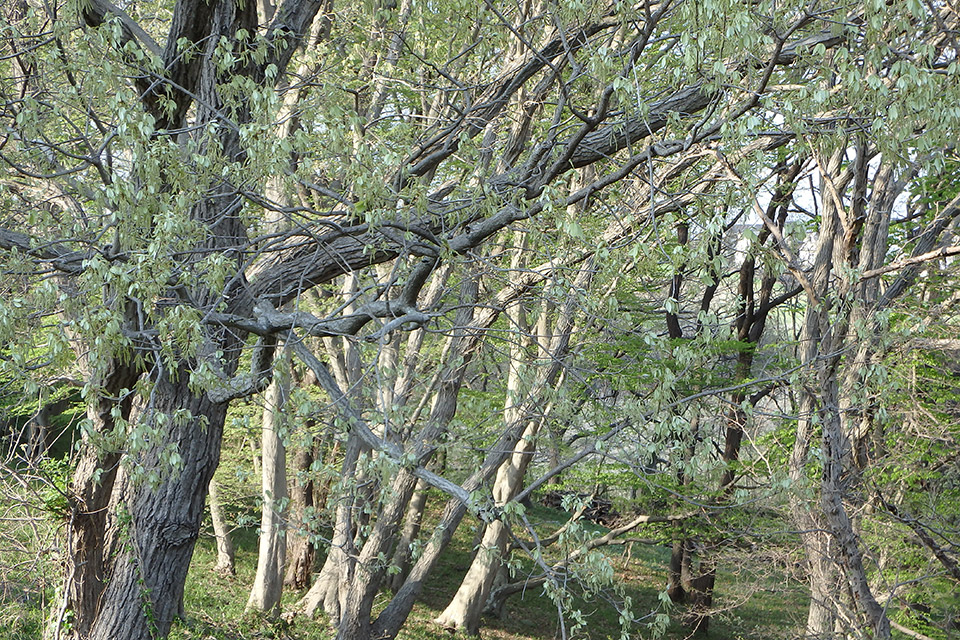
[890,620,937,640]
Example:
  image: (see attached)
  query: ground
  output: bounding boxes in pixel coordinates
[169,503,809,640]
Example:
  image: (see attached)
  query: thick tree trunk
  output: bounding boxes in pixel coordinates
[434,339,546,634]
[208,478,235,576]
[667,536,686,603]
[247,372,290,614]
[64,358,140,639]
[793,371,839,639]
[805,547,839,639]
[78,372,231,640]
[435,512,511,633]
[435,249,532,634]
[821,397,891,639]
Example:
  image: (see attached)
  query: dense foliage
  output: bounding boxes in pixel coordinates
[1,0,958,639]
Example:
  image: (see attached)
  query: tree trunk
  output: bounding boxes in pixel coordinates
[667,536,686,603]
[789,145,893,640]
[64,357,140,639]
[77,371,232,640]
[793,367,840,639]
[387,480,428,592]
[208,478,235,576]
[435,244,532,634]
[298,433,363,622]
[334,469,420,640]
[284,442,316,589]
[436,253,590,634]
[247,371,290,615]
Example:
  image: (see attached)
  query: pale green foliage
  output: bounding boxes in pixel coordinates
[2,0,959,637]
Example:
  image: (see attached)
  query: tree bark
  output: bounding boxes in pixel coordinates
[284,442,316,589]
[790,145,894,639]
[79,371,233,640]
[436,254,591,634]
[387,480,428,592]
[682,161,801,631]
[65,356,140,639]
[246,369,290,615]
[298,433,363,623]
[208,478,235,576]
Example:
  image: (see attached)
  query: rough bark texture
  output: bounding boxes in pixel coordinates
[83,373,232,640]
[65,358,140,639]
[62,0,279,634]
[284,443,316,590]
[298,434,363,622]
[434,280,530,634]
[790,146,894,640]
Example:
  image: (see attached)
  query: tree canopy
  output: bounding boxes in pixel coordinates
[1,0,959,639]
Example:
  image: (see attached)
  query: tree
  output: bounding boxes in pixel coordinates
[2,1,958,639]
[246,365,289,614]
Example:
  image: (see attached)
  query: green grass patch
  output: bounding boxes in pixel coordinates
[173,501,808,640]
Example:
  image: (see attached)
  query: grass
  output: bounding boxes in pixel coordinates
[172,502,809,640]
[0,470,812,640]
[0,471,948,640]
[0,471,65,640]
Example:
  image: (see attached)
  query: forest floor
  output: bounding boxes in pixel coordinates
[170,503,810,640]
[2,494,943,640]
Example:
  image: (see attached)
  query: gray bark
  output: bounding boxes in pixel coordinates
[82,370,235,640]
[246,370,290,615]
[791,145,894,640]
[387,480,428,592]
[436,255,591,634]
[65,355,141,639]
[297,433,363,622]
[284,441,316,589]
[208,478,235,576]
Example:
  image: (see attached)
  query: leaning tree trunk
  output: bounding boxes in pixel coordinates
[298,432,363,623]
[247,368,290,614]
[436,253,589,634]
[387,480,428,592]
[434,331,533,634]
[59,0,311,633]
[435,240,533,634]
[790,148,845,639]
